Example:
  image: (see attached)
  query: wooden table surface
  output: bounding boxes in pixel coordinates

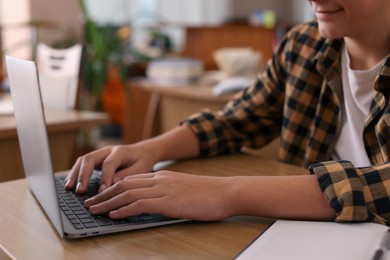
[0,154,306,259]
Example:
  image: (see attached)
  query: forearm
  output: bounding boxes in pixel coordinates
[134,125,200,163]
[226,174,335,221]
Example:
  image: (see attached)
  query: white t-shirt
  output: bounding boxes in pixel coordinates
[332,45,385,167]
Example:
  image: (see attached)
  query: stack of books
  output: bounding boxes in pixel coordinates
[146,57,204,86]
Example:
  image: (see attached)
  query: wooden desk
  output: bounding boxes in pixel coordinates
[0,154,305,259]
[123,78,234,144]
[0,109,109,182]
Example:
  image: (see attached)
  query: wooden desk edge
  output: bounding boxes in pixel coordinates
[130,78,234,102]
[0,110,110,139]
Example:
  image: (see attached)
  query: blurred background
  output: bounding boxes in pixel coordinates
[0,0,314,181]
[0,0,313,59]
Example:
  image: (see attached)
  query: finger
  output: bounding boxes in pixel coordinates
[109,198,165,219]
[123,172,155,180]
[88,192,132,215]
[99,151,135,192]
[64,157,82,190]
[85,176,155,207]
[112,163,155,184]
[76,148,112,193]
[88,187,160,215]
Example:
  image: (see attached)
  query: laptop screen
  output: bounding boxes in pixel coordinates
[5,56,64,237]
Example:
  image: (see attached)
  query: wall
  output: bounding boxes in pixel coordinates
[291,0,315,23]
[80,0,313,26]
[231,0,293,22]
[82,0,232,26]
[0,0,31,58]
[231,0,313,23]
[29,0,82,46]
[156,0,232,25]
[2,0,314,55]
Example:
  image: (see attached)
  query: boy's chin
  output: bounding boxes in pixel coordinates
[318,24,345,40]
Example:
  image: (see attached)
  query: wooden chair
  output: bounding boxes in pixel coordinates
[36,43,82,110]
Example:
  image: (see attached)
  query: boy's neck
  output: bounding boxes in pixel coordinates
[344,31,389,70]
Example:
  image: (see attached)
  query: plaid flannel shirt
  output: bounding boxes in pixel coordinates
[182,21,390,225]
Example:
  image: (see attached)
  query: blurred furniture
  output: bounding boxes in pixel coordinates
[181,24,275,70]
[123,78,233,144]
[124,77,280,159]
[36,43,83,110]
[0,103,109,182]
[0,154,304,259]
[121,24,275,142]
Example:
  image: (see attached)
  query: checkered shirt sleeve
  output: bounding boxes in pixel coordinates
[310,161,390,225]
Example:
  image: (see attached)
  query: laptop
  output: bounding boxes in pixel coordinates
[5,55,187,239]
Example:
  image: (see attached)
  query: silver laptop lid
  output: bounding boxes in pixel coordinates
[5,56,64,237]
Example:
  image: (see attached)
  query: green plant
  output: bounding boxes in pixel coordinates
[79,0,129,109]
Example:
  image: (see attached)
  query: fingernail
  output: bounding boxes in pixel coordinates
[64,179,70,188]
[89,205,98,214]
[84,198,93,207]
[99,184,106,193]
[113,176,121,184]
[76,182,82,193]
[109,211,118,219]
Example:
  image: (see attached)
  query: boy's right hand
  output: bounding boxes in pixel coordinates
[64,144,157,193]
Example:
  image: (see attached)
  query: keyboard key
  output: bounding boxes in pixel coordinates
[83,222,99,228]
[80,218,95,224]
[112,219,130,225]
[74,210,88,215]
[71,206,84,211]
[93,216,113,227]
[77,214,92,219]
[137,214,156,222]
[63,210,73,215]
[68,214,77,220]
[71,219,81,225]
[66,203,80,208]
[74,224,84,229]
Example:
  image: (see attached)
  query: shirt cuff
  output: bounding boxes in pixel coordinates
[309,160,386,224]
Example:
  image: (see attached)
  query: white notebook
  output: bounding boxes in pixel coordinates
[236,220,390,260]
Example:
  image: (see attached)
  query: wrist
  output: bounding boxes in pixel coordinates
[134,125,200,163]
[132,138,165,164]
[223,176,245,217]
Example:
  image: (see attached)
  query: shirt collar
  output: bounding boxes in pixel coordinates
[312,37,343,75]
[375,53,390,99]
[312,35,390,99]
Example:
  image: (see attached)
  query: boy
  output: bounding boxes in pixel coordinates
[66,0,390,225]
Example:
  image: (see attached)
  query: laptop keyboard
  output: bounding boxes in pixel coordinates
[55,175,156,230]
